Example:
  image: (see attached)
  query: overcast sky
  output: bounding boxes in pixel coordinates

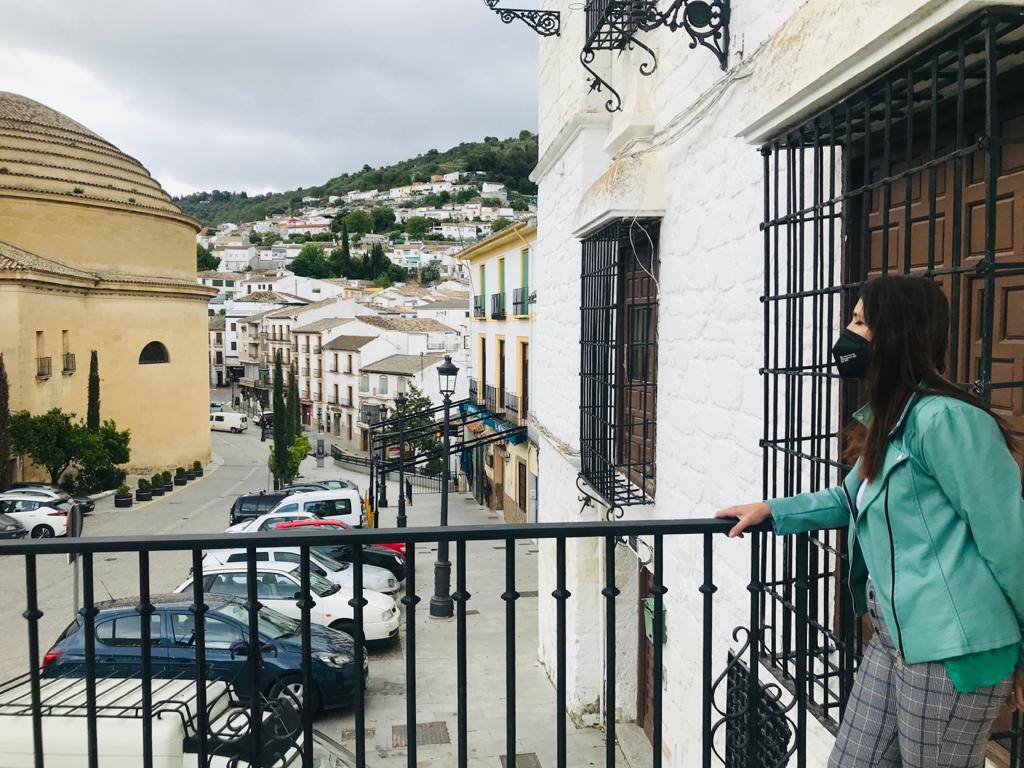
[0,1,539,197]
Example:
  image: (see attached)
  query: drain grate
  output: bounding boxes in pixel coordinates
[518,590,539,598]
[501,754,542,768]
[392,720,451,747]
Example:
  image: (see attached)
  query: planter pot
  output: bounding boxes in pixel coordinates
[114,495,133,508]
[174,476,187,486]
[193,467,204,477]
[150,486,164,497]
[163,483,173,493]
[186,470,198,481]
[135,490,152,502]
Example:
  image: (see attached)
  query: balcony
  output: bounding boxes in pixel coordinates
[0,518,812,767]
[61,352,76,375]
[490,293,506,320]
[302,367,310,378]
[35,356,51,379]
[504,390,522,423]
[314,369,322,379]
[359,403,387,426]
[327,395,338,405]
[513,287,530,317]
[484,384,505,415]
[473,295,485,319]
[468,377,478,402]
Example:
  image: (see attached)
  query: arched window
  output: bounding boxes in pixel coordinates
[139,341,169,365]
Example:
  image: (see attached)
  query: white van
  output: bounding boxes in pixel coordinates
[268,490,363,526]
[210,412,248,433]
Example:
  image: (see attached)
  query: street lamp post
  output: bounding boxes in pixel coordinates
[377,405,389,510]
[395,392,408,528]
[430,355,459,618]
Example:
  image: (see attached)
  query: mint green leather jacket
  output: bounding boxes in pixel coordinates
[767,393,1024,666]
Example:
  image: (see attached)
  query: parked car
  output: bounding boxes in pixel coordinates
[283,479,359,494]
[0,494,70,538]
[275,518,405,557]
[211,412,248,433]
[0,513,27,539]
[227,512,405,581]
[319,479,359,492]
[202,547,399,595]
[6,482,94,513]
[229,490,290,526]
[175,563,399,645]
[254,411,273,427]
[210,401,224,412]
[268,490,363,527]
[41,594,366,714]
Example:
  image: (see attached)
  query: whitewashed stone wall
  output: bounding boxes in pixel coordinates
[531,0,1024,764]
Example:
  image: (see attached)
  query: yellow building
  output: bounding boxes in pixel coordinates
[459,220,537,522]
[0,92,216,477]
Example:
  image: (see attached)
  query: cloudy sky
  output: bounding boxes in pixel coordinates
[0,1,539,196]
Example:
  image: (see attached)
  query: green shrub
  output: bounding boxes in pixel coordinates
[192,460,202,471]
[116,484,130,496]
[151,474,162,487]
[137,478,150,491]
[161,471,172,484]
[175,467,185,477]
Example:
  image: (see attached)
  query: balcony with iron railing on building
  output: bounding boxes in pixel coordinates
[35,356,51,379]
[512,287,530,317]
[61,352,76,375]
[504,390,528,426]
[483,384,505,416]
[490,293,506,320]
[358,402,388,426]
[473,295,486,319]
[468,377,479,404]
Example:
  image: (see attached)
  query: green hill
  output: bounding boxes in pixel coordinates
[175,131,538,227]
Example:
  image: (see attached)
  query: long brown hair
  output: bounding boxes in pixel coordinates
[842,275,1016,480]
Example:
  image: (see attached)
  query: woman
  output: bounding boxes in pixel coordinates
[716,276,1024,767]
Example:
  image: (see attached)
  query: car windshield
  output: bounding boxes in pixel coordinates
[312,551,349,573]
[215,602,299,639]
[308,571,340,597]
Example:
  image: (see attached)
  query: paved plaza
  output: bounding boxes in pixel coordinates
[0,394,627,766]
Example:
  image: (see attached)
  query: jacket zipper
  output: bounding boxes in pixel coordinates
[881,477,906,659]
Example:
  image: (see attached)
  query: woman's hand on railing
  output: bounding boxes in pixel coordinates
[714,502,771,538]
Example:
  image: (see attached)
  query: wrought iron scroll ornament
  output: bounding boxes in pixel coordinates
[484,0,561,36]
[582,0,730,113]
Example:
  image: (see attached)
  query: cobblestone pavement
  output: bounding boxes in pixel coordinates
[0,393,622,766]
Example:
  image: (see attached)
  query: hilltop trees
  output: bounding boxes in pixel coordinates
[291,244,331,278]
[196,244,220,271]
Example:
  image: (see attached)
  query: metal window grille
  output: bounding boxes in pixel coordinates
[35,356,51,379]
[491,293,507,320]
[513,287,530,316]
[760,10,1024,758]
[580,219,660,508]
[473,295,486,318]
[61,353,75,374]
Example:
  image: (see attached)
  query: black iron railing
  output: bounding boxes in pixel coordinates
[62,353,76,374]
[0,519,810,767]
[504,391,520,420]
[473,295,486,319]
[359,404,386,426]
[468,378,478,403]
[36,356,51,379]
[484,385,504,415]
[512,287,530,316]
[490,293,506,320]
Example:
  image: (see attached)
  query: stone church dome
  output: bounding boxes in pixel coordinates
[0,91,184,218]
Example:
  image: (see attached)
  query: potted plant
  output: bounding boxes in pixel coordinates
[160,470,172,493]
[174,467,187,486]
[150,473,164,497]
[185,465,198,481]
[114,484,133,508]
[136,478,152,502]
[192,460,204,478]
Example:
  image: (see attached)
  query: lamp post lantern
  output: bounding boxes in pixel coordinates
[395,392,408,528]
[430,355,459,618]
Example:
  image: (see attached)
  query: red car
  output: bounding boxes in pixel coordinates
[274,519,407,556]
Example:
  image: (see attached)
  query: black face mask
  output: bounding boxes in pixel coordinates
[832,329,871,379]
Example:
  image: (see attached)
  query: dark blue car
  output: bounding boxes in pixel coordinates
[42,594,366,713]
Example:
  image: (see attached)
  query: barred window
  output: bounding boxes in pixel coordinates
[580,219,659,508]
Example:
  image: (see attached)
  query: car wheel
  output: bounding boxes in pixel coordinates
[31,525,54,538]
[328,621,366,647]
[269,675,321,716]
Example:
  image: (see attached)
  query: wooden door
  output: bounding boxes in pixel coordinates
[616,230,659,496]
[521,341,529,419]
[480,337,488,403]
[498,339,506,407]
[637,567,655,742]
[517,460,527,512]
[492,448,504,510]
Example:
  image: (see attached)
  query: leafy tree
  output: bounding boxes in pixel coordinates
[0,354,9,490]
[382,383,439,460]
[420,265,441,285]
[491,217,512,234]
[509,192,530,211]
[271,353,290,487]
[406,216,432,238]
[374,273,394,288]
[8,410,128,487]
[344,210,373,236]
[87,351,100,432]
[249,232,261,244]
[197,244,220,271]
[455,189,477,204]
[481,197,504,208]
[291,243,330,278]
[368,242,391,278]
[371,206,396,233]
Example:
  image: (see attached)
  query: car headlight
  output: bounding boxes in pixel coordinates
[314,652,353,668]
[381,607,396,621]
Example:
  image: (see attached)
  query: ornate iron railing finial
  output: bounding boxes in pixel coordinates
[484,0,561,37]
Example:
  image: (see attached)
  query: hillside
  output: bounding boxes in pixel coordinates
[175,131,538,227]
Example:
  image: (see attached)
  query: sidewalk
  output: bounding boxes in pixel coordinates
[302,456,621,767]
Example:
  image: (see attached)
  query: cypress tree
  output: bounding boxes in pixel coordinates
[271,352,289,487]
[0,354,10,490]
[288,365,302,436]
[86,351,100,432]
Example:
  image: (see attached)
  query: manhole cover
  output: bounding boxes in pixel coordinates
[392,720,450,747]
[501,754,542,768]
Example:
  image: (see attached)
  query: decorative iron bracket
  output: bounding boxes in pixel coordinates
[484,0,561,37]
[581,0,730,113]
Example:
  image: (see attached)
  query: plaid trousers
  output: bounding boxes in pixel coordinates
[829,583,1012,768]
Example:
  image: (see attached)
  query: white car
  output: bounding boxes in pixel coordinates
[0,494,69,538]
[175,562,399,644]
[225,509,322,535]
[267,490,362,526]
[202,547,399,595]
